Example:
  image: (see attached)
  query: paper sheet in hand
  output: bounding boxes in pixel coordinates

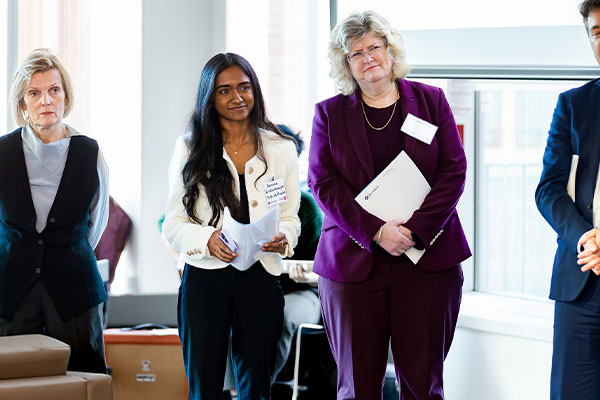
[221,206,279,271]
[355,151,431,264]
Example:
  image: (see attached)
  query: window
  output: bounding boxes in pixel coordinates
[14,0,141,294]
[412,73,591,299]
[226,0,333,180]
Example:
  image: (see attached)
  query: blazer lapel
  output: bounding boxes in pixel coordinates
[587,81,600,196]
[345,91,375,181]
[9,131,38,233]
[397,79,419,159]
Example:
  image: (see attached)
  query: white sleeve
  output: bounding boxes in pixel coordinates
[88,148,110,249]
[162,136,217,260]
[278,141,301,258]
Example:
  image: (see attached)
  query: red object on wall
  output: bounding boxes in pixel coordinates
[456,124,464,145]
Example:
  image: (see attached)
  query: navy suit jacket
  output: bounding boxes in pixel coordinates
[308,79,471,283]
[535,78,600,302]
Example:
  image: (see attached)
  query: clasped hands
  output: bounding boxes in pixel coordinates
[578,228,600,275]
[374,219,416,257]
[208,229,288,263]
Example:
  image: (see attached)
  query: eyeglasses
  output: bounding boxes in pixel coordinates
[346,41,387,64]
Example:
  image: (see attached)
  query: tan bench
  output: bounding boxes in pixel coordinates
[0,334,113,400]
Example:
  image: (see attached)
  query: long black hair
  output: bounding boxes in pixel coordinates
[182,53,292,226]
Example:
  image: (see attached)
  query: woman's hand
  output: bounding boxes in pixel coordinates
[289,263,309,283]
[375,219,416,257]
[208,229,238,263]
[261,233,288,255]
[578,228,600,275]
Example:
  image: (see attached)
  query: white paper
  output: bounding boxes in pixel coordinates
[567,155,578,202]
[401,113,438,145]
[355,151,431,263]
[221,206,279,271]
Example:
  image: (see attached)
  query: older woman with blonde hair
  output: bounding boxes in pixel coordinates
[0,48,109,373]
[308,11,471,399]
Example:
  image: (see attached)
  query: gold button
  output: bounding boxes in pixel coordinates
[251,200,258,207]
[249,167,254,174]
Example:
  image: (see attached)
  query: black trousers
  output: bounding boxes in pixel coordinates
[552,274,600,400]
[0,279,106,373]
[178,263,284,400]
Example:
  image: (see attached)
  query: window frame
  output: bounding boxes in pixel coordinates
[407,65,598,338]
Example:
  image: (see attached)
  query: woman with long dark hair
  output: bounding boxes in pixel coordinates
[163,53,301,400]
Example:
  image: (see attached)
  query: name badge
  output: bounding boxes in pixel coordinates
[264,178,287,207]
[401,113,438,145]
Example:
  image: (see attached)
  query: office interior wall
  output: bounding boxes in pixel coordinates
[133,0,226,294]
[445,327,552,399]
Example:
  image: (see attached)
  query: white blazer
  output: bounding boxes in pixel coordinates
[163,129,301,275]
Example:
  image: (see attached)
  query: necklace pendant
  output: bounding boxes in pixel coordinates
[361,99,397,131]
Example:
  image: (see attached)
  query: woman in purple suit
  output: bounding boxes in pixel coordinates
[307,11,471,399]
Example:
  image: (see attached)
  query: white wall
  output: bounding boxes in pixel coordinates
[132,0,226,294]
[445,326,552,399]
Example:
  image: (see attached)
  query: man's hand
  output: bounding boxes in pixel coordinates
[577,228,600,274]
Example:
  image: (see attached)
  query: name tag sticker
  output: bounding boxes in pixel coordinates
[264,178,287,207]
[401,113,438,145]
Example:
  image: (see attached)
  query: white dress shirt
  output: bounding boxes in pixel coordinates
[21,123,109,249]
[594,163,600,229]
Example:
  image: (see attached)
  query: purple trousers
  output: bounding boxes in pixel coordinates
[318,250,463,400]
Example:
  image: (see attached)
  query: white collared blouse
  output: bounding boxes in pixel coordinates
[163,128,301,275]
[21,123,109,249]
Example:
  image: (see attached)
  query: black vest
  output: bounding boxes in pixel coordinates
[0,128,106,321]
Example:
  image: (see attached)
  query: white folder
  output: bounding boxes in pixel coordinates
[355,151,431,264]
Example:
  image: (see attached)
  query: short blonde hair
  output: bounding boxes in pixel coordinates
[9,48,74,126]
[329,10,410,95]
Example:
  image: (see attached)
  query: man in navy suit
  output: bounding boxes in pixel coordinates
[535,1,600,398]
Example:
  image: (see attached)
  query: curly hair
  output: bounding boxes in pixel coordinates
[328,10,410,95]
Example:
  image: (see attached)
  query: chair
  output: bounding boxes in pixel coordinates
[0,334,113,400]
[290,323,325,400]
[273,323,335,400]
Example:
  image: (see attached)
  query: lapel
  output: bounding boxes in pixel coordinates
[344,79,422,182]
[345,91,375,181]
[397,79,419,160]
[11,131,38,233]
[586,81,600,195]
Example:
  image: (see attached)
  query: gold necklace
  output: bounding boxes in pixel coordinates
[225,139,253,155]
[361,98,397,131]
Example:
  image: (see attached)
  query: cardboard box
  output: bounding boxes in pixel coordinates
[104,328,187,400]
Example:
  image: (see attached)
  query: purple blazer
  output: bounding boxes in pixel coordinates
[307,79,471,283]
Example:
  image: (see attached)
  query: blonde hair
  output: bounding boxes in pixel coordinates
[329,10,410,95]
[9,48,74,126]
